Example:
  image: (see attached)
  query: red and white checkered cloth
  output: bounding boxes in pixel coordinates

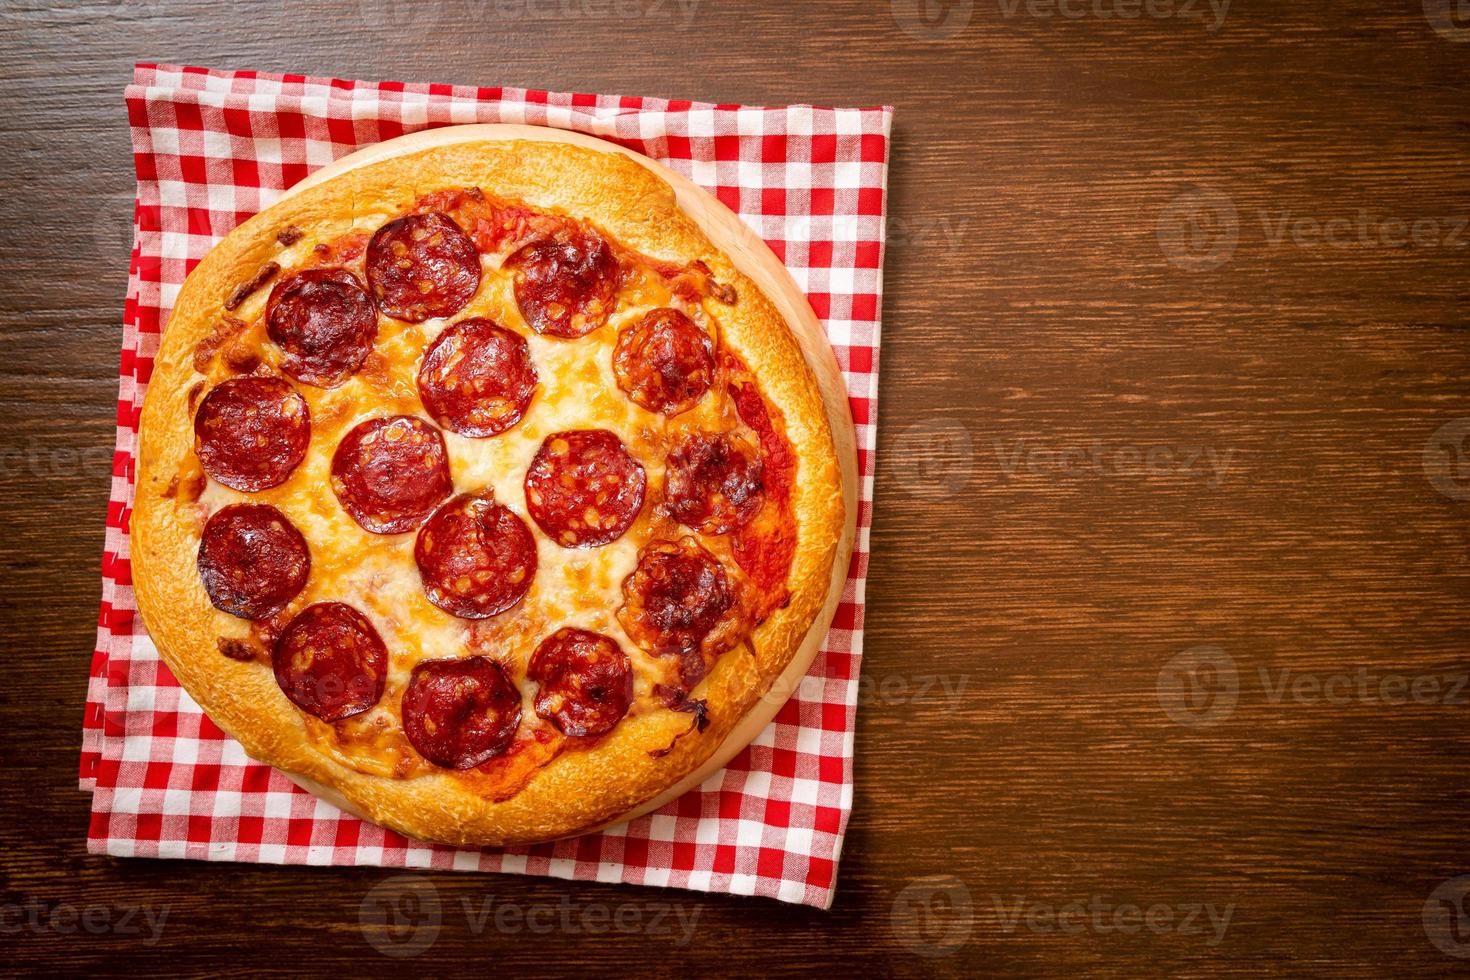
[82,64,889,909]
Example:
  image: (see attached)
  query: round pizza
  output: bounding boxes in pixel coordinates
[131,134,848,846]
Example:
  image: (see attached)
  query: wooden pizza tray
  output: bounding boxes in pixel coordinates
[274,124,859,842]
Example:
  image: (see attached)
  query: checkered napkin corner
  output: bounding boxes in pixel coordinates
[82,64,890,909]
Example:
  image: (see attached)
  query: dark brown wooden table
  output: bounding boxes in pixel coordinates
[3,0,1468,974]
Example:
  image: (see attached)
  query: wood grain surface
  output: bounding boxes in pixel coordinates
[1,0,1467,975]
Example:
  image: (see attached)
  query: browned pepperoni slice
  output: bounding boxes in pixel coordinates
[524,429,646,548]
[663,432,764,534]
[415,494,537,619]
[401,655,522,768]
[330,416,452,534]
[193,376,310,492]
[612,307,715,416]
[417,318,536,437]
[619,538,737,663]
[528,628,633,738]
[197,504,310,619]
[265,268,378,387]
[504,229,619,338]
[271,602,387,722]
[366,211,481,323]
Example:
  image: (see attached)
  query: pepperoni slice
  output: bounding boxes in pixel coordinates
[330,416,453,534]
[366,211,481,323]
[416,318,537,437]
[524,429,646,548]
[265,268,378,387]
[612,307,715,416]
[194,376,310,492]
[618,538,737,661]
[401,656,522,768]
[415,494,537,619]
[528,628,633,738]
[271,602,387,722]
[197,504,310,619]
[504,229,619,338]
[663,432,765,534]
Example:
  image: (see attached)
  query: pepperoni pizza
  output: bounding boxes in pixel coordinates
[131,136,847,846]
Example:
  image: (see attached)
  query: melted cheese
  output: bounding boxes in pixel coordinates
[193,210,770,778]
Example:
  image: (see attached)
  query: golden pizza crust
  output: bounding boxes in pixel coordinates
[131,139,845,846]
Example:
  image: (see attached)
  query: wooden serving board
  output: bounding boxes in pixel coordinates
[277,124,860,839]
